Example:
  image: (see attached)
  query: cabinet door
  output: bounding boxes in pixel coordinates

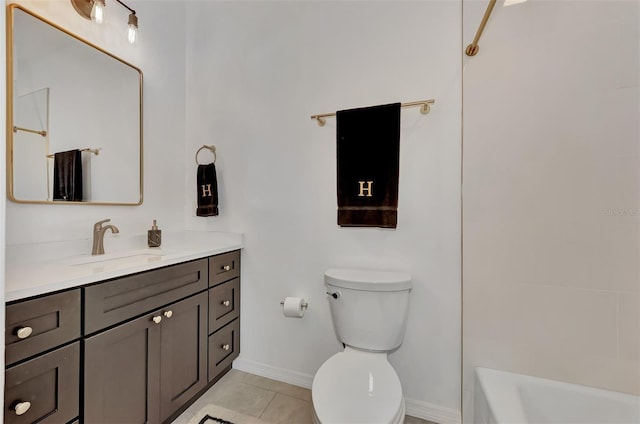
[4,342,79,424]
[84,313,161,424]
[160,292,208,422]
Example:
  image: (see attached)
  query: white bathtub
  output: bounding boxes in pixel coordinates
[474,367,640,424]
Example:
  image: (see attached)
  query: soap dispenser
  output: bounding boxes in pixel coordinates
[148,219,161,248]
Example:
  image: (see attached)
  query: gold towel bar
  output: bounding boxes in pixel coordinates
[466,0,497,56]
[46,148,101,158]
[310,99,435,127]
[13,126,47,137]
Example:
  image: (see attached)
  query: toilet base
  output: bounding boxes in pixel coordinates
[312,348,406,424]
[312,396,405,424]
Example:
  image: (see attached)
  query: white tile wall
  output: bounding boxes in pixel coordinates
[463,0,640,420]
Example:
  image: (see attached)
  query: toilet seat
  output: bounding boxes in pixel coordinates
[312,348,405,424]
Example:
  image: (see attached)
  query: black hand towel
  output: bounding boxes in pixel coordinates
[336,103,401,228]
[197,163,219,216]
[53,149,83,202]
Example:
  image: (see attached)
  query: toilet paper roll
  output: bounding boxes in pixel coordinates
[282,297,306,318]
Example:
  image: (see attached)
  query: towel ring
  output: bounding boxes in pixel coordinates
[196,145,216,165]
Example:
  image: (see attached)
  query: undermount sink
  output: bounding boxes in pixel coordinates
[68,250,164,268]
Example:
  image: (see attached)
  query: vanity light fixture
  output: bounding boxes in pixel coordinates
[70,0,138,44]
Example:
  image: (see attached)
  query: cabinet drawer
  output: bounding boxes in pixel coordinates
[209,278,240,334]
[208,319,239,381]
[5,290,81,366]
[85,259,208,335]
[209,250,240,287]
[4,342,80,424]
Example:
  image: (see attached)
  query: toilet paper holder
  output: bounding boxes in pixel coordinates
[280,298,309,309]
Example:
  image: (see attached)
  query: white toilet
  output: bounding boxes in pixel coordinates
[312,268,412,424]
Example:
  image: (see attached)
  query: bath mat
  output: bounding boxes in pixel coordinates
[198,415,234,424]
[188,404,269,424]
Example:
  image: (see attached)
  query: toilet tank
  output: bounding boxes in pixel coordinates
[324,268,412,352]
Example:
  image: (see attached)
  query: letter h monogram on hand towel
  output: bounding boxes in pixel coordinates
[201,184,213,197]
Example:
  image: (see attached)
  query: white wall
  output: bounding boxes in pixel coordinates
[184,2,462,421]
[5,0,187,245]
[462,0,639,420]
[3,1,463,420]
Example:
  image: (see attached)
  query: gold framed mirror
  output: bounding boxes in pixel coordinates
[6,4,143,205]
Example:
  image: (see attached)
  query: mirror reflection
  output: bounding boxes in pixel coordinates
[8,5,143,205]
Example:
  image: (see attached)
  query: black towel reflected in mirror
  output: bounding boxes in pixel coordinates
[53,149,83,201]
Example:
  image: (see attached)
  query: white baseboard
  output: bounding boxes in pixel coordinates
[233,357,461,424]
[233,357,314,389]
[404,398,461,424]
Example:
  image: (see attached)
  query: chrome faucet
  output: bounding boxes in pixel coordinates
[92,219,120,255]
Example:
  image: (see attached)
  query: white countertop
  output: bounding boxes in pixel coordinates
[5,231,243,302]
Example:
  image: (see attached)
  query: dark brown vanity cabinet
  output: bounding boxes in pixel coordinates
[84,291,208,423]
[5,250,241,424]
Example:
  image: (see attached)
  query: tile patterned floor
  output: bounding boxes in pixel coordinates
[172,369,435,424]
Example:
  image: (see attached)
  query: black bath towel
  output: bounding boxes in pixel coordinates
[197,163,219,216]
[336,103,401,228]
[53,149,83,201]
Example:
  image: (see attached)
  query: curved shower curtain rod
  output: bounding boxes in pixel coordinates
[466,0,497,56]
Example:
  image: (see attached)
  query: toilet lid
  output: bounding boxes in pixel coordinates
[312,349,403,424]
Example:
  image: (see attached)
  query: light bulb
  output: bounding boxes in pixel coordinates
[128,25,137,44]
[128,13,138,44]
[91,0,105,24]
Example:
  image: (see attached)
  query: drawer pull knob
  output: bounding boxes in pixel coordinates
[221,344,230,351]
[16,327,33,339]
[221,300,230,307]
[14,401,31,416]
[164,310,173,318]
[152,316,162,324]
[222,265,231,271]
